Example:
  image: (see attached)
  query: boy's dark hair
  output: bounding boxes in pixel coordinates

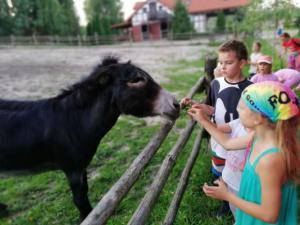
[281,32,290,39]
[218,39,248,60]
[255,41,261,49]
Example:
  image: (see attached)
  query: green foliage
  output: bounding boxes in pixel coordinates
[216,11,226,33]
[171,0,194,36]
[295,16,300,35]
[35,0,65,35]
[59,0,80,35]
[1,0,79,36]
[0,0,13,35]
[85,0,123,35]
[229,0,300,36]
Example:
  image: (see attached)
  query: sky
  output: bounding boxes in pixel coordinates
[74,0,300,26]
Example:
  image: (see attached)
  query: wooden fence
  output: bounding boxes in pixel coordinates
[0,33,219,47]
[80,57,217,225]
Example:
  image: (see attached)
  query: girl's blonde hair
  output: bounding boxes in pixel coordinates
[275,109,300,184]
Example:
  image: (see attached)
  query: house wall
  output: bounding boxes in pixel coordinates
[132,25,143,42]
[149,22,161,40]
[132,0,173,26]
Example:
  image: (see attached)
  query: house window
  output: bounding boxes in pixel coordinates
[143,8,147,13]
[149,2,157,14]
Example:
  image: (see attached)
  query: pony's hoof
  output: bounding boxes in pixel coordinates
[0,203,9,218]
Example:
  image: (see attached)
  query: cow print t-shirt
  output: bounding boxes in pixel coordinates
[206,77,252,159]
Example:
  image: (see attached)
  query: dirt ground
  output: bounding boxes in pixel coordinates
[0,41,212,100]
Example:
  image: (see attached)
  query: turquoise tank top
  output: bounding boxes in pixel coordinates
[236,142,297,225]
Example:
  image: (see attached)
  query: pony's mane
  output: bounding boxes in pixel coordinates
[0,99,40,111]
[57,56,120,99]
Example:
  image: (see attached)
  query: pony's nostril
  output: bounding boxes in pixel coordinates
[173,102,180,110]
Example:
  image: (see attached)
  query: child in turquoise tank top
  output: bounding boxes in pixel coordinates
[188,81,299,224]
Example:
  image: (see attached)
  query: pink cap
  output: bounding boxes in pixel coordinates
[257,55,272,64]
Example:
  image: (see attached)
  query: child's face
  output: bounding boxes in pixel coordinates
[252,43,260,52]
[280,36,289,43]
[258,62,272,74]
[218,51,246,80]
[237,99,258,129]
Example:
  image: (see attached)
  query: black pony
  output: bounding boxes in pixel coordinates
[0,56,179,220]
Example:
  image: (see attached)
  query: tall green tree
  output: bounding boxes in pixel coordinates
[11,0,79,36]
[171,0,194,35]
[11,0,39,35]
[85,0,123,35]
[216,11,226,33]
[35,0,64,35]
[0,0,13,36]
[59,0,80,35]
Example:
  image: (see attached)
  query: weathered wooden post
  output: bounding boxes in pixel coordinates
[204,55,217,82]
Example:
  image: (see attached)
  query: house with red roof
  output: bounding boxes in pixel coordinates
[112,0,249,42]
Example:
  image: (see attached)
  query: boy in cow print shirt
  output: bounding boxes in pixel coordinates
[181,39,252,216]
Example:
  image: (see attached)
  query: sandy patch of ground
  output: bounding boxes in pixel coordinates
[0,41,213,100]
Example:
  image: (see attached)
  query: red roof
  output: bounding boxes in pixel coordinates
[185,0,249,14]
[128,0,249,18]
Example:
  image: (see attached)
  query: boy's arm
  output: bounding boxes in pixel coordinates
[188,106,252,150]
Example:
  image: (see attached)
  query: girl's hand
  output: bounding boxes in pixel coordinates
[202,179,229,201]
[192,104,214,116]
[187,106,208,123]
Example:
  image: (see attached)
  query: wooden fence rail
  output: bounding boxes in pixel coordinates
[0,33,219,47]
[81,57,216,225]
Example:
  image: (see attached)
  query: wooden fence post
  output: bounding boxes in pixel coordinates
[163,129,206,225]
[94,33,99,45]
[127,120,196,225]
[77,35,82,46]
[10,35,15,46]
[81,120,176,225]
[204,55,217,82]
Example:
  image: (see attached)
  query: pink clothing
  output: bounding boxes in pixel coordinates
[287,53,300,72]
[250,73,279,83]
[274,68,300,89]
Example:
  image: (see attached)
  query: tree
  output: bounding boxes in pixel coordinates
[295,16,300,35]
[171,0,194,36]
[0,0,13,36]
[10,0,79,36]
[216,11,226,33]
[85,0,123,35]
[230,0,300,37]
[59,0,80,35]
[11,0,39,35]
[35,0,65,35]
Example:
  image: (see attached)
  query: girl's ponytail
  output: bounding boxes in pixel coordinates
[276,109,300,184]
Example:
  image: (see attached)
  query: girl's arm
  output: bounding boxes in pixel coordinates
[216,123,232,133]
[203,154,283,223]
[188,106,252,150]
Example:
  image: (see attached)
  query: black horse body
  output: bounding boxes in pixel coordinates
[0,57,179,220]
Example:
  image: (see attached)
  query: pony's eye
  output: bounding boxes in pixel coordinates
[131,77,145,83]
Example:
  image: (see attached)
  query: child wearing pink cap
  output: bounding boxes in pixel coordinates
[189,81,299,225]
[274,68,300,91]
[250,55,279,83]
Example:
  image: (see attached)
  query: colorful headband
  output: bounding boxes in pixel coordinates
[241,81,299,122]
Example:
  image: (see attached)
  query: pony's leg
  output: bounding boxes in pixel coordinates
[66,170,92,221]
[0,202,8,217]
